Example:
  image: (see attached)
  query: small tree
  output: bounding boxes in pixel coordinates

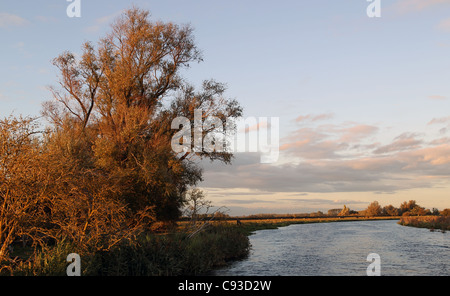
[400,200,417,215]
[431,208,440,216]
[400,200,430,216]
[382,204,399,216]
[183,188,212,226]
[338,205,350,216]
[365,201,382,217]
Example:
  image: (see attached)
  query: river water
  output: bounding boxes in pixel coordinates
[214,220,449,276]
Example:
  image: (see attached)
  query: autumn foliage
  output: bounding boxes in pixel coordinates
[399,216,450,231]
[0,8,242,266]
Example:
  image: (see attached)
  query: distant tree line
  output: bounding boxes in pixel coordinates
[222,200,450,220]
[360,200,449,217]
[323,200,449,218]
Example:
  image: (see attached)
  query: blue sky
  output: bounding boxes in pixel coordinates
[2,0,450,215]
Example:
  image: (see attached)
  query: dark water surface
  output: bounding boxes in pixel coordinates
[214,220,449,276]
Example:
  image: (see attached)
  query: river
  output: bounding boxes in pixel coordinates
[214,220,449,276]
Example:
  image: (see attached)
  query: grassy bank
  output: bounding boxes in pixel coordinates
[398,216,450,232]
[2,223,250,276]
[235,216,401,236]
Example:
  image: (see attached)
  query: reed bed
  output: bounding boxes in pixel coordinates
[399,216,450,232]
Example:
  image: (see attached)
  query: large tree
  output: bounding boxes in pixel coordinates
[43,8,242,223]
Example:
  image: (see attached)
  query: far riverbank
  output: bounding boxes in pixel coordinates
[399,216,450,232]
[225,216,402,235]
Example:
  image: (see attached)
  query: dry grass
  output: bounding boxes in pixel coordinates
[238,216,399,224]
[178,216,401,237]
[399,216,450,232]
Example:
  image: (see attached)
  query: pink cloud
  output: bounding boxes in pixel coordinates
[427,116,450,125]
[0,13,28,28]
[404,144,450,165]
[393,0,450,13]
[437,18,450,32]
[339,124,379,143]
[343,156,396,171]
[244,120,270,133]
[281,121,379,160]
[373,133,423,154]
[280,139,311,151]
[280,114,450,181]
[295,113,334,123]
[428,95,447,100]
[429,137,450,145]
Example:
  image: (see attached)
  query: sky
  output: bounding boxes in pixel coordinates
[1,0,450,215]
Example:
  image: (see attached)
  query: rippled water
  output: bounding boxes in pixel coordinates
[214,220,450,276]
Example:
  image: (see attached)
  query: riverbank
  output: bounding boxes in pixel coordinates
[3,216,405,276]
[3,224,250,276]
[234,216,401,235]
[398,216,450,232]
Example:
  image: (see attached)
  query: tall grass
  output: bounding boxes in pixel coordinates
[8,239,78,276]
[399,216,450,232]
[5,223,249,276]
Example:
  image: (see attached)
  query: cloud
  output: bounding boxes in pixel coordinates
[428,95,447,100]
[427,116,450,125]
[200,186,370,215]
[295,113,334,123]
[403,143,450,166]
[339,124,379,142]
[280,122,378,160]
[221,199,275,204]
[200,116,450,196]
[202,149,449,196]
[277,198,364,205]
[280,127,348,159]
[0,12,28,28]
[11,41,33,58]
[429,137,450,145]
[243,120,270,133]
[85,11,122,33]
[393,0,450,14]
[202,155,397,194]
[436,18,450,32]
[373,132,423,154]
[34,15,58,23]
